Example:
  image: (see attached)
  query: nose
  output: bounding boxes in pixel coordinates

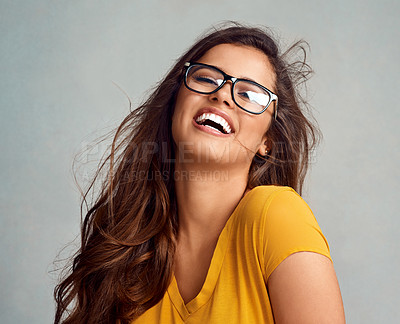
[209,81,235,108]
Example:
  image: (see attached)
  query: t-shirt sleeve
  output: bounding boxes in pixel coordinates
[261,188,332,281]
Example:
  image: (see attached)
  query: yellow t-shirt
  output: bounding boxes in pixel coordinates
[132,185,332,323]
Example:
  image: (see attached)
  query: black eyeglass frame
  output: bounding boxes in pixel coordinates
[183,62,278,119]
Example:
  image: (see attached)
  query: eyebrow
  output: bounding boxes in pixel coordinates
[212,64,257,82]
[211,63,272,89]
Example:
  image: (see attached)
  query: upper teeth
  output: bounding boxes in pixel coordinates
[196,113,232,134]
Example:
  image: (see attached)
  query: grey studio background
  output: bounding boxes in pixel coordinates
[1,0,399,323]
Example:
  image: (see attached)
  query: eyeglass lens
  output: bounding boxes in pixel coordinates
[186,65,271,113]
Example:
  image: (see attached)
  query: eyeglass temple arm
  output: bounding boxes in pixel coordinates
[273,96,278,120]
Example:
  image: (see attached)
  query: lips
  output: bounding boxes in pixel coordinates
[193,108,235,136]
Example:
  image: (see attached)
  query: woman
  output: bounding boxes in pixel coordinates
[55,24,345,323]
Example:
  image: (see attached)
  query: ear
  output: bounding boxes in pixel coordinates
[257,135,271,156]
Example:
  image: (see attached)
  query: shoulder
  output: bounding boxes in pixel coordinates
[237,185,302,225]
[244,185,295,202]
[232,185,308,249]
[235,185,331,280]
[239,185,321,227]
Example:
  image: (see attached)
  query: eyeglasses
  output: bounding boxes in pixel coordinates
[183,62,278,119]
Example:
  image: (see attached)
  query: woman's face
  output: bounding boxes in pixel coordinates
[172,43,276,168]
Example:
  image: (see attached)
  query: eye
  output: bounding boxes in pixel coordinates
[193,75,219,86]
[237,90,251,100]
[187,65,223,88]
[235,81,270,106]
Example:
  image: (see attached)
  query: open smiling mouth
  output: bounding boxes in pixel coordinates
[195,113,233,135]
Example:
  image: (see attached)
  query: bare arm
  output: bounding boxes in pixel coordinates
[267,252,345,324]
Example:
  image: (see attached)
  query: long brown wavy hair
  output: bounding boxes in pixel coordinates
[54,22,320,323]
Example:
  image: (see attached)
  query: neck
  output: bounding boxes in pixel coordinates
[174,160,249,250]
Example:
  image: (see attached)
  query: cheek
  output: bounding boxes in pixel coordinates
[255,113,272,137]
[172,87,204,126]
[172,87,194,120]
[172,88,184,119]
[171,107,182,145]
[171,88,194,143]
[239,115,272,147]
[171,89,185,135]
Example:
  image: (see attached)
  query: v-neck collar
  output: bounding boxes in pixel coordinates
[167,191,250,319]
